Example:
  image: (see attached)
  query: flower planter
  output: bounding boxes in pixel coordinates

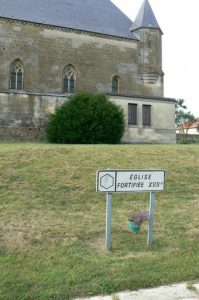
[128,221,142,234]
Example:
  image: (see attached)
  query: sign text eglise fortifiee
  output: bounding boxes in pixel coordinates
[96,170,165,193]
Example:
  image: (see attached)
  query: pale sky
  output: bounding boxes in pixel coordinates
[112,0,199,116]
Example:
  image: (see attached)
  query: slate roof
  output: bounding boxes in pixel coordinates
[0,0,138,40]
[130,0,162,33]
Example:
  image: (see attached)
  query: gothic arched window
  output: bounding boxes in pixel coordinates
[10,61,24,90]
[111,75,120,93]
[63,65,76,93]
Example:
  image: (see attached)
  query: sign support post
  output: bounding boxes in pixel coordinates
[105,192,112,251]
[147,192,156,247]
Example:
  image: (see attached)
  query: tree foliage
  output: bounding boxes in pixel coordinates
[45,92,125,144]
[175,99,195,127]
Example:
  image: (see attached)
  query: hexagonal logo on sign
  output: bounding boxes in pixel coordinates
[100,174,114,190]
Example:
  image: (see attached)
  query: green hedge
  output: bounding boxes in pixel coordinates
[45,93,125,144]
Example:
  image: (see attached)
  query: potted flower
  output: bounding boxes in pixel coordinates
[128,211,149,234]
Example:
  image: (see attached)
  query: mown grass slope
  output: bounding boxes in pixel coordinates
[0,143,198,299]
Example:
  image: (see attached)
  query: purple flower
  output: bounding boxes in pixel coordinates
[128,211,149,225]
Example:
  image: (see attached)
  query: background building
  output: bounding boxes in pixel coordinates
[176,118,199,135]
[0,0,176,143]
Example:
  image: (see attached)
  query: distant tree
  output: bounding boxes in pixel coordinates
[175,99,195,126]
[175,99,196,141]
[45,92,125,144]
[197,124,199,134]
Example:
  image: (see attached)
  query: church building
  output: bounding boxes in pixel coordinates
[0,0,176,143]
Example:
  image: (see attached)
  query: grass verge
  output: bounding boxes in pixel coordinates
[0,143,198,299]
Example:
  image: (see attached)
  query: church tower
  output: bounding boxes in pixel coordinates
[130,0,164,97]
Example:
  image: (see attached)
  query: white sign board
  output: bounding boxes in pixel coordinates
[96,170,165,193]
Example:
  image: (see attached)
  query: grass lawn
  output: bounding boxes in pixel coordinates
[0,143,198,300]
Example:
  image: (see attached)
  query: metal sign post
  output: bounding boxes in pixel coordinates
[105,192,112,251]
[96,169,165,251]
[147,192,156,247]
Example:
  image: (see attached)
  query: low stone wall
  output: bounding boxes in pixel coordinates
[0,126,45,141]
[0,91,66,141]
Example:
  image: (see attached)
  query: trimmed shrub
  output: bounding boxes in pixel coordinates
[45,92,125,144]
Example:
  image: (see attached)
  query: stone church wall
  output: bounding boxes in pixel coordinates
[112,95,176,143]
[0,92,65,140]
[0,19,141,96]
[0,18,174,143]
